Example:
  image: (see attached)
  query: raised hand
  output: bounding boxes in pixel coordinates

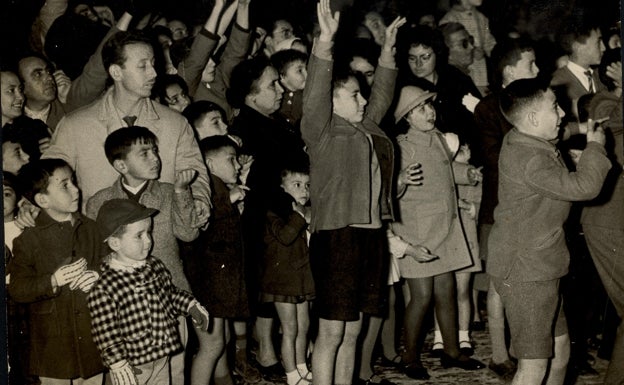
[229,184,250,203]
[174,169,198,193]
[606,61,622,89]
[317,0,340,42]
[586,118,607,146]
[53,70,72,104]
[382,16,406,53]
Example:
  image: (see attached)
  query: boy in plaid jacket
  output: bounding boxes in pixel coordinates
[87,199,210,385]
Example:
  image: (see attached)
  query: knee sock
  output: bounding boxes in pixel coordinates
[297,363,311,378]
[286,370,301,385]
[459,330,470,343]
[434,330,444,346]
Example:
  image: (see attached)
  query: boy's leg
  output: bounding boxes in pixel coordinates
[275,302,298,373]
[335,317,363,384]
[191,317,227,385]
[545,333,570,385]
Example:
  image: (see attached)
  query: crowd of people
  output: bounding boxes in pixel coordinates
[2,0,622,385]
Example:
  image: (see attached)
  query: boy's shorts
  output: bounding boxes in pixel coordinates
[310,226,388,321]
[492,277,567,359]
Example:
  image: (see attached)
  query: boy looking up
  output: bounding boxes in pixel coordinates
[86,126,200,384]
[8,159,104,385]
[300,1,405,384]
[88,199,210,385]
[487,78,611,385]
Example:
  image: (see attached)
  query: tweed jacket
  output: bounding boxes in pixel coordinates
[301,40,396,232]
[487,129,611,282]
[8,211,104,379]
[88,255,195,367]
[86,178,198,291]
[44,87,211,211]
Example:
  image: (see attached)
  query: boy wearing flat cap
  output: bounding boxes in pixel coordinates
[87,199,210,385]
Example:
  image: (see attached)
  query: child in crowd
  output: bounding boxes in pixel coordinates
[392,85,484,379]
[260,163,314,385]
[8,159,104,385]
[184,135,250,385]
[2,130,30,175]
[88,198,210,385]
[4,172,22,251]
[271,49,309,129]
[183,100,230,140]
[85,126,200,384]
[439,0,496,93]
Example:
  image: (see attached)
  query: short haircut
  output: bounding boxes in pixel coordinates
[104,126,158,165]
[102,30,153,72]
[499,77,550,126]
[17,53,53,81]
[280,160,310,183]
[598,48,621,91]
[271,49,308,75]
[199,135,239,159]
[331,68,358,98]
[489,37,535,91]
[5,116,51,161]
[182,100,226,130]
[154,74,189,106]
[18,159,71,206]
[558,17,600,55]
[228,56,273,108]
[439,22,467,46]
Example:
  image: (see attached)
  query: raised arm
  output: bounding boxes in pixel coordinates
[366,16,404,124]
[301,0,339,147]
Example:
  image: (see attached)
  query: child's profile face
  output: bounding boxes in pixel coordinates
[37,166,80,218]
[112,218,153,262]
[196,110,228,140]
[120,141,161,186]
[3,185,17,221]
[333,77,367,124]
[281,172,310,205]
[406,101,436,132]
[281,60,307,91]
[2,141,30,175]
[207,146,241,184]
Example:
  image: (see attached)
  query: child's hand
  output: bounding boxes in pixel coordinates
[467,166,483,184]
[174,169,198,193]
[382,16,406,53]
[292,202,311,223]
[109,360,138,385]
[189,302,210,331]
[69,270,100,292]
[586,118,608,146]
[606,61,622,88]
[230,184,250,203]
[317,0,340,42]
[458,199,477,219]
[462,93,480,113]
[405,244,439,263]
[52,258,87,287]
[191,200,211,229]
[15,199,40,229]
[398,162,423,187]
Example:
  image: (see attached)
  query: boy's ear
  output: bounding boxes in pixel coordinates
[112,159,128,174]
[33,192,48,209]
[107,236,121,252]
[502,65,514,83]
[527,110,539,127]
[108,64,123,82]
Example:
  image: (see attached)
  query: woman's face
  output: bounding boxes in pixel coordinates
[407,44,437,82]
[248,66,284,116]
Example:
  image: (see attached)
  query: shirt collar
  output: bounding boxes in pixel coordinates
[109,255,147,272]
[24,103,51,123]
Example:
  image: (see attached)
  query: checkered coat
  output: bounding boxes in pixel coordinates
[87,255,195,367]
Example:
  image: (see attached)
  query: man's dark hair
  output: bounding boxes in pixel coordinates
[228,56,273,108]
[199,135,239,159]
[397,25,448,72]
[489,37,536,91]
[16,53,54,82]
[102,30,154,72]
[153,74,189,106]
[499,77,550,126]
[104,126,158,165]
[558,17,601,55]
[18,158,72,206]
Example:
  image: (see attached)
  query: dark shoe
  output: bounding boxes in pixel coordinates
[233,358,262,384]
[470,321,486,331]
[402,362,430,380]
[379,353,402,368]
[354,375,396,385]
[430,342,444,357]
[440,352,485,370]
[459,340,474,356]
[256,362,286,382]
[488,360,517,380]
